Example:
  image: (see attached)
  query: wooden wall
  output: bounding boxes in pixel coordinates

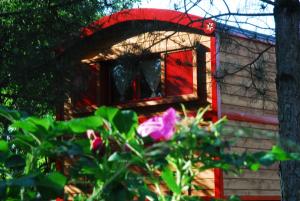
[219,34,280,197]
[65,28,280,197]
[223,121,280,196]
[66,31,214,118]
[65,31,216,196]
[219,34,277,116]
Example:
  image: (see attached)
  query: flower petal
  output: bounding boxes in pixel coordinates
[86,129,96,140]
[92,137,103,151]
[137,116,163,137]
[160,108,177,140]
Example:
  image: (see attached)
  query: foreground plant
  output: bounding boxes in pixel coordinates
[0,106,298,201]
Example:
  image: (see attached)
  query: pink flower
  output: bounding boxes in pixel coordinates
[86,130,104,153]
[137,108,177,141]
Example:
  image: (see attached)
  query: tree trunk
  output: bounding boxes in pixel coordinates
[274,1,300,201]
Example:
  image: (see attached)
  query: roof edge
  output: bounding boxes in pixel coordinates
[81,8,216,37]
[217,23,275,45]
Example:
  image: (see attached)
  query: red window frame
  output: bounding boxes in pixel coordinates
[109,49,199,108]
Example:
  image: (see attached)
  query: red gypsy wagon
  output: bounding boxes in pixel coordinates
[58,8,279,201]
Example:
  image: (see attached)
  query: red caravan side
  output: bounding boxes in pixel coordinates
[57,8,280,201]
[75,8,221,200]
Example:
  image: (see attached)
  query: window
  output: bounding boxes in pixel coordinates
[110,55,162,103]
[107,49,198,107]
[72,48,202,112]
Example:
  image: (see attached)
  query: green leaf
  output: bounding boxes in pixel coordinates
[249,163,260,171]
[12,116,53,134]
[0,140,8,153]
[271,145,289,160]
[161,167,181,194]
[5,155,26,170]
[228,195,241,201]
[27,116,53,131]
[108,152,121,162]
[113,110,138,137]
[258,153,275,166]
[12,120,38,133]
[95,106,119,122]
[4,174,36,187]
[108,152,132,162]
[0,106,22,122]
[68,116,103,133]
[36,172,67,199]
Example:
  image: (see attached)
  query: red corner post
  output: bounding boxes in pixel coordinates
[210,35,224,199]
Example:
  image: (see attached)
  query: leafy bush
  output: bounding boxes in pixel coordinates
[0,106,298,201]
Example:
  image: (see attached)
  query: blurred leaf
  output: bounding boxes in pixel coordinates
[95,106,119,122]
[67,116,103,133]
[271,145,289,160]
[161,167,181,194]
[36,172,67,200]
[249,163,260,171]
[108,152,132,162]
[3,174,36,187]
[27,116,53,131]
[258,153,275,166]
[0,140,9,153]
[108,152,121,162]
[228,195,241,201]
[0,106,22,122]
[12,120,38,133]
[113,110,138,137]
[5,155,26,170]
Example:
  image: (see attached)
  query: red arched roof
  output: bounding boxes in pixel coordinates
[81,8,216,37]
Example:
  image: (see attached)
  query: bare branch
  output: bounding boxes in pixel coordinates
[215,45,273,80]
[259,0,275,5]
[205,12,273,20]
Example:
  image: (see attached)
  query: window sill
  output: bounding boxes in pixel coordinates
[114,93,198,108]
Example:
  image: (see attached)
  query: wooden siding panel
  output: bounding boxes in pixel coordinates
[222,104,277,116]
[219,52,276,70]
[225,189,280,196]
[225,169,279,180]
[219,61,276,80]
[225,137,276,150]
[221,83,277,97]
[221,94,277,111]
[224,179,280,190]
[225,120,278,132]
[221,74,276,91]
[222,119,280,196]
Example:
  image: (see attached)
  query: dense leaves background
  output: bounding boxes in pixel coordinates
[0,106,298,200]
[0,0,140,115]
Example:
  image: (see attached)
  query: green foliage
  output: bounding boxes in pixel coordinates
[0,106,298,201]
[0,0,141,115]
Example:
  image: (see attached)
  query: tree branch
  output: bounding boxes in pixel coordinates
[260,0,275,6]
[205,12,274,20]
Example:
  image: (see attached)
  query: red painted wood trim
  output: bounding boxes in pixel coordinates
[214,167,224,198]
[223,111,278,125]
[211,35,224,199]
[211,36,218,113]
[81,8,216,37]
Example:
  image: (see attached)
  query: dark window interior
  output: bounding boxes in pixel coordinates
[98,49,201,106]
[103,54,162,104]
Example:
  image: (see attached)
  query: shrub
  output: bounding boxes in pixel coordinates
[0,106,298,201]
